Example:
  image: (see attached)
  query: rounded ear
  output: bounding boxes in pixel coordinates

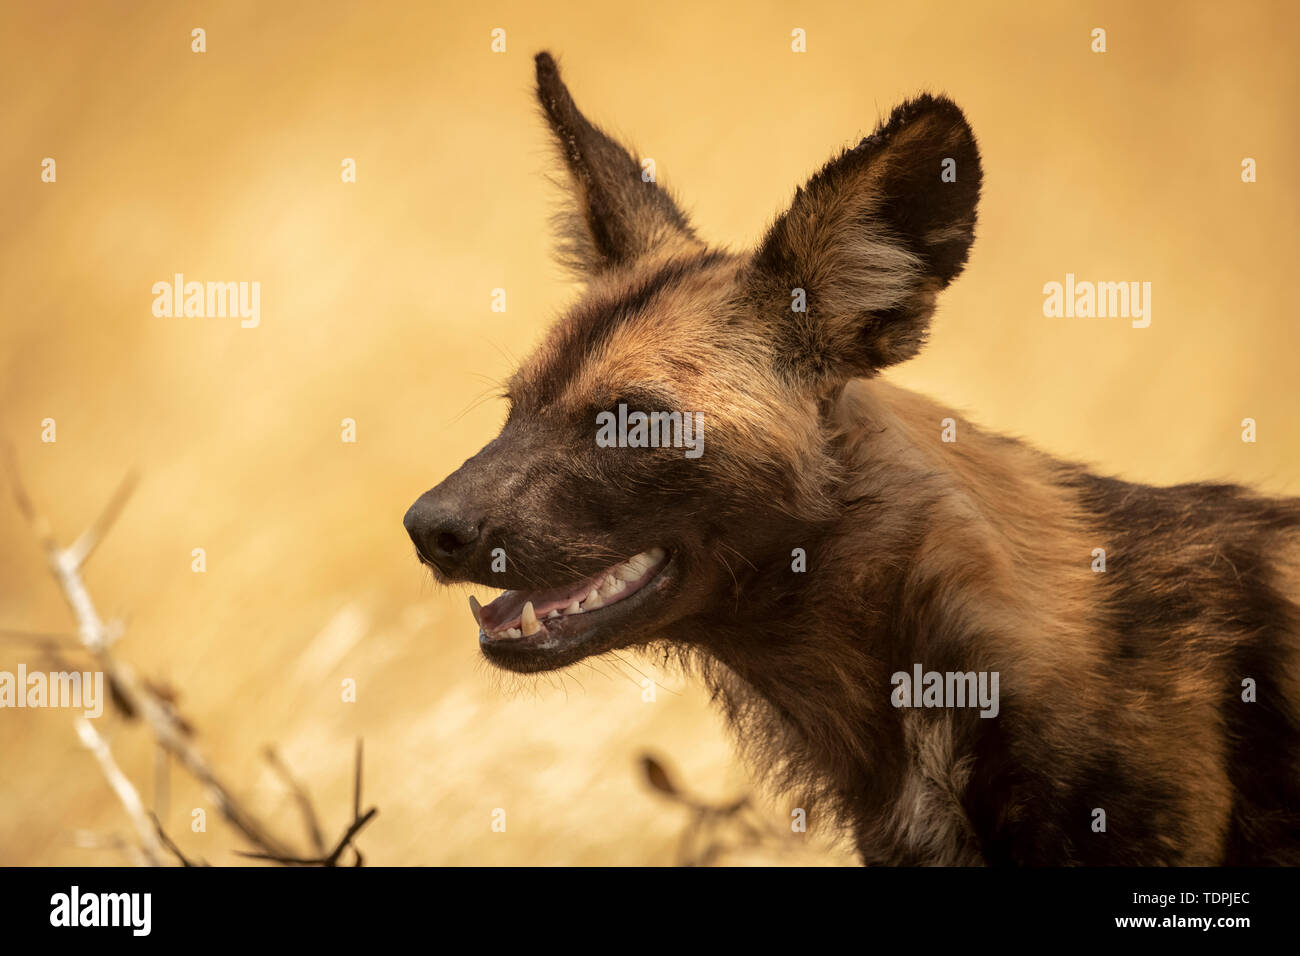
[534,52,701,279]
[742,94,982,386]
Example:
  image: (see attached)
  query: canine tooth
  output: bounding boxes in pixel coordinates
[563,600,582,615]
[520,601,540,636]
[468,596,483,625]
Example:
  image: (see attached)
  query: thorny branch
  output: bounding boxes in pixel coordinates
[236,742,376,867]
[3,446,376,866]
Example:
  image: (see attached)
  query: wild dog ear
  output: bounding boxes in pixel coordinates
[743,94,981,386]
[535,52,700,279]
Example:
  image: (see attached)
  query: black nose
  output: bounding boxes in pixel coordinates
[403,493,482,571]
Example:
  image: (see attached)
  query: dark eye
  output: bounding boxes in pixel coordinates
[591,389,678,422]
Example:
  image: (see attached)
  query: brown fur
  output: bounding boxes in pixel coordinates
[405,53,1300,864]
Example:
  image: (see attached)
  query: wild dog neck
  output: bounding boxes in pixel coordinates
[687,377,1076,842]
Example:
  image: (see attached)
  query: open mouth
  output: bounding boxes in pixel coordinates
[470,547,672,670]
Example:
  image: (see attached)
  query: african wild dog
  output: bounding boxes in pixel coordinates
[405,52,1300,865]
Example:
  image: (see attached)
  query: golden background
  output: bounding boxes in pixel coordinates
[1,0,1296,864]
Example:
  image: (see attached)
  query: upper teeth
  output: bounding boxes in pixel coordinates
[520,601,540,636]
[574,547,664,610]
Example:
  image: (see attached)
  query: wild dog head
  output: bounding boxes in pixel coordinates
[404,52,981,672]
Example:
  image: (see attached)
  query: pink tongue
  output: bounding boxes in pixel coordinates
[479,572,603,631]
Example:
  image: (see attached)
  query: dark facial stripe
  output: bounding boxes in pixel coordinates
[516,249,730,410]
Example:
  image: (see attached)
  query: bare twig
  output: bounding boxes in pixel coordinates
[4,448,301,862]
[264,746,326,856]
[327,805,377,866]
[63,470,138,572]
[236,807,378,867]
[237,740,375,866]
[640,751,800,866]
[353,738,363,822]
[74,717,164,865]
[151,813,206,867]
